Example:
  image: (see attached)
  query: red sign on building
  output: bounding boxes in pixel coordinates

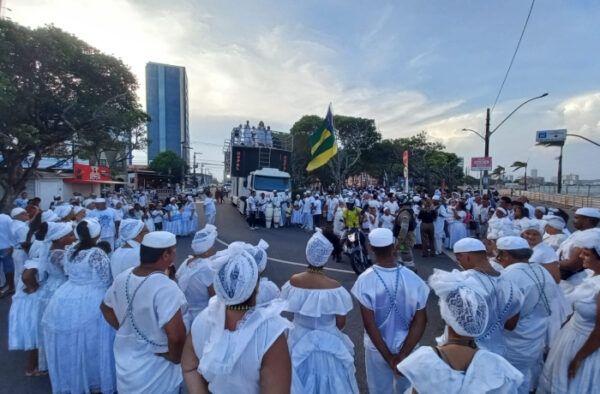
[73,164,112,181]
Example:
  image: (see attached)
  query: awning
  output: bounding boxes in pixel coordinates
[63,179,125,185]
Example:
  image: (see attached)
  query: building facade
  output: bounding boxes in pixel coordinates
[146,62,190,165]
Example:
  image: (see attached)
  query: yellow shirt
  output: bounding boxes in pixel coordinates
[343,207,362,228]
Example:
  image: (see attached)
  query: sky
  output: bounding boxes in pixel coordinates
[6,0,600,181]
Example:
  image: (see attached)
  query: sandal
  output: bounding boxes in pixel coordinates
[25,369,48,377]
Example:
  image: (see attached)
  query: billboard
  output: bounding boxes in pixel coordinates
[73,164,111,181]
[536,129,567,143]
[470,157,493,171]
[230,147,291,177]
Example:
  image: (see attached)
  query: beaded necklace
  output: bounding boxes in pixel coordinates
[226,304,252,311]
[372,264,407,327]
[125,271,168,348]
[522,264,552,316]
[306,266,325,275]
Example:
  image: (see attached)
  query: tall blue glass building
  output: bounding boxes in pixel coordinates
[146,62,190,165]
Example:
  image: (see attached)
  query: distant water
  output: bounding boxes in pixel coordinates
[527,185,600,197]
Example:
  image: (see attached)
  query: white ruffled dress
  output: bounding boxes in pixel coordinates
[281,282,359,394]
[181,202,198,235]
[42,246,116,394]
[176,256,215,328]
[538,275,600,393]
[256,277,280,305]
[191,298,291,394]
[398,346,524,394]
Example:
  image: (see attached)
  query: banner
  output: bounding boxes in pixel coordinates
[73,164,111,181]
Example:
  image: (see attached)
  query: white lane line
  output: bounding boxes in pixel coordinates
[216,238,356,275]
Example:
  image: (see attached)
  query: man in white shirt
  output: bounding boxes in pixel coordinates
[246,191,258,230]
[101,231,187,394]
[88,198,117,250]
[301,192,314,231]
[13,192,29,209]
[326,191,339,224]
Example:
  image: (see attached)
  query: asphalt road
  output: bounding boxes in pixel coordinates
[0,202,458,393]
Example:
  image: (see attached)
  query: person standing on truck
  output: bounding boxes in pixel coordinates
[246,191,258,230]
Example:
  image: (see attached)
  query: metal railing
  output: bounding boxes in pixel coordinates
[500,189,600,209]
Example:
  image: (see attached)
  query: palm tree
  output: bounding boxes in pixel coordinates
[491,165,506,186]
[511,161,528,190]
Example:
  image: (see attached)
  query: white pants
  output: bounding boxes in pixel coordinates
[365,346,409,394]
[205,213,216,225]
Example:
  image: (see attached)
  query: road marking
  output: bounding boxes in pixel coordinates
[215,238,356,275]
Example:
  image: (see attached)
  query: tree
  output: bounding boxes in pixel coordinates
[290,114,381,190]
[510,160,528,190]
[491,165,506,185]
[0,20,148,212]
[149,150,187,184]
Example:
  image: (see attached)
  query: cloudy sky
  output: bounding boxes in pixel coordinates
[7,0,600,181]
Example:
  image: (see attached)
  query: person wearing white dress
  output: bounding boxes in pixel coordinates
[538,230,600,393]
[182,195,199,234]
[101,231,188,394]
[246,239,280,305]
[432,196,448,255]
[176,224,218,328]
[281,229,359,394]
[42,219,116,394]
[351,228,429,394]
[291,195,303,226]
[398,269,524,393]
[110,219,148,278]
[445,201,468,249]
[557,207,600,299]
[165,198,184,236]
[202,192,216,226]
[496,236,558,394]
[440,238,523,357]
[542,215,568,251]
[181,243,292,394]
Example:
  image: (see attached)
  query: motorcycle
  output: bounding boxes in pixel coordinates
[342,228,372,275]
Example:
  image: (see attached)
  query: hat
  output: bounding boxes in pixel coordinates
[519,218,544,235]
[573,230,600,256]
[249,239,269,273]
[83,199,94,208]
[306,229,334,267]
[119,219,145,245]
[45,222,74,243]
[369,228,394,247]
[543,215,566,230]
[535,206,547,214]
[496,236,530,251]
[191,224,218,254]
[54,204,74,220]
[10,207,26,218]
[575,207,600,219]
[453,238,486,253]
[432,195,441,201]
[496,207,508,216]
[142,231,176,249]
[95,198,106,204]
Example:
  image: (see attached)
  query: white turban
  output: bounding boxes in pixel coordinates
[72,206,86,215]
[54,204,73,220]
[77,218,101,239]
[306,229,333,267]
[519,218,544,235]
[428,269,489,337]
[191,224,218,254]
[543,215,565,230]
[42,210,59,223]
[39,222,74,276]
[119,219,145,246]
[210,243,258,306]
[248,239,269,273]
[573,230,600,256]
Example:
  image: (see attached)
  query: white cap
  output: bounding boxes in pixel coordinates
[575,207,600,219]
[95,198,106,203]
[83,199,94,207]
[432,195,441,201]
[496,207,508,216]
[368,228,394,247]
[496,236,530,251]
[453,238,486,253]
[142,231,176,249]
[519,219,544,234]
[10,207,26,218]
[543,215,566,230]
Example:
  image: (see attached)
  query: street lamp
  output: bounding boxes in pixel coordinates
[462,92,549,190]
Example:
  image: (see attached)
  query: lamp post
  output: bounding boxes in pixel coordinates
[462,92,548,191]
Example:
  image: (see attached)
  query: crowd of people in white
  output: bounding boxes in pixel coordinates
[1,187,599,394]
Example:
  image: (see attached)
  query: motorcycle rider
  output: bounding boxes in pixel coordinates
[342,199,362,230]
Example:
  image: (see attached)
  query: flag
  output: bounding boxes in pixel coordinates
[306,105,338,172]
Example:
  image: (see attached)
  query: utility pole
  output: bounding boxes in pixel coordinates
[483,107,491,192]
[557,144,563,194]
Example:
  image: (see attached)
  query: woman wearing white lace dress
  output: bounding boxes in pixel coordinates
[397,270,523,393]
[181,243,292,394]
[247,239,280,305]
[176,224,218,328]
[42,219,116,394]
[281,229,359,394]
[538,231,600,393]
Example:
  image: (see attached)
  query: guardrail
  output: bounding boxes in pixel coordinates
[500,189,600,209]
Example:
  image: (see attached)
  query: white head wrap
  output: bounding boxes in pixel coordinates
[83,199,94,208]
[39,222,74,276]
[543,215,565,230]
[535,206,547,214]
[191,224,218,254]
[210,243,258,305]
[306,229,333,267]
[428,269,489,337]
[118,219,145,247]
[78,218,101,239]
[249,239,269,273]
[519,218,544,235]
[573,230,600,256]
[54,204,73,220]
[10,208,26,218]
[41,210,59,223]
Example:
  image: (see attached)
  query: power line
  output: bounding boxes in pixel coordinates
[490,0,536,114]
